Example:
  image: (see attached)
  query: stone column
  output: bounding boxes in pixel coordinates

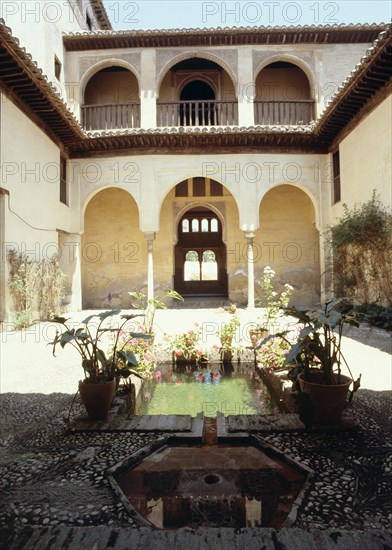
[244,231,256,309]
[237,49,255,126]
[140,50,157,128]
[144,232,155,301]
[58,232,82,311]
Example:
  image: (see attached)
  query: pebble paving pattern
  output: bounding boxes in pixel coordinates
[0,388,391,541]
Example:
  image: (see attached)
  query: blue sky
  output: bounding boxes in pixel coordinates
[103,1,391,30]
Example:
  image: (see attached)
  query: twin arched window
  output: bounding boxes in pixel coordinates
[184,250,218,281]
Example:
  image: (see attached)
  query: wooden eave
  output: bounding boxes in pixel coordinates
[63,24,385,51]
[1,19,391,157]
[68,128,323,158]
[90,0,112,31]
[0,19,84,148]
[315,27,392,145]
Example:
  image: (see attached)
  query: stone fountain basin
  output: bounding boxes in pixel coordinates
[107,436,314,530]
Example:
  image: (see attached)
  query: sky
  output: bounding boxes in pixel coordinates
[102,0,392,30]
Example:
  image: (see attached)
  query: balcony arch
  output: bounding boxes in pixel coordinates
[81,62,140,131]
[254,57,315,125]
[157,54,238,127]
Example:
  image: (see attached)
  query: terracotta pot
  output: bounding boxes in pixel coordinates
[220,336,233,348]
[249,329,269,348]
[297,372,352,426]
[79,378,116,421]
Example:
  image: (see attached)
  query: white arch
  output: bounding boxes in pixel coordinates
[258,182,320,230]
[157,51,238,99]
[254,55,315,99]
[80,186,140,233]
[80,59,141,101]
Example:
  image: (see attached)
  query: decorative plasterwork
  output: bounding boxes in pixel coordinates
[79,52,141,80]
[252,50,315,78]
[156,49,238,84]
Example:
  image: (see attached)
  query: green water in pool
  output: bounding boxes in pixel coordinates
[135,365,279,417]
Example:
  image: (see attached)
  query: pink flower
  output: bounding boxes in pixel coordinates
[175,350,183,357]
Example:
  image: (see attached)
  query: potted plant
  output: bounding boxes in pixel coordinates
[167,324,205,366]
[50,310,151,420]
[217,314,240,350]
[283,299,361,427]
[249,266,293,347]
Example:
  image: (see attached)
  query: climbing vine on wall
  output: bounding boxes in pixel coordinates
[8,251,65,329]
[330,192,392,306]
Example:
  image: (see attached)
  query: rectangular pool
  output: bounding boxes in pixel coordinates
[135,363,279,417]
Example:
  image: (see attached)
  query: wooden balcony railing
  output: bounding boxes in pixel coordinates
[82,103,140,131]
[254,100,315,125]
[157,100,238,127]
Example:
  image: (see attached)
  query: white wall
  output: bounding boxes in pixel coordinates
[1,0,99,97]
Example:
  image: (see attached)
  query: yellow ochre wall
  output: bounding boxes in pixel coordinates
[81,188,146,308]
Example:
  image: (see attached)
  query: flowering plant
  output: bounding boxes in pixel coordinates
[252,266,293,331]
[118,325,156,379]
[167,324,205,361]
[216,315,240,349]
[256,337,292,373]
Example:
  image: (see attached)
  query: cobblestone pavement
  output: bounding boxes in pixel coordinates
[0,309,391,548]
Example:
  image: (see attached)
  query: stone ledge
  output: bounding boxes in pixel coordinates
[1,526,391,550]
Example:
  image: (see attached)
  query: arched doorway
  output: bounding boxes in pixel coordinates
[174,207,228,296]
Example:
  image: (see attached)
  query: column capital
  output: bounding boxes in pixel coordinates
[244,231,256,240]
[143,232,156,241]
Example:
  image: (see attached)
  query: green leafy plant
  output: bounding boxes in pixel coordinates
[216,315,240,350]
[256,337,291,373]
[129,289,183,333]
[284,299,360,385]
[7,250,38,329]
[330,192,392,306]
[50,310,152,384]
[8,250,66,329]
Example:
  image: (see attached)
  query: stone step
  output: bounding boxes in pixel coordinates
[172,297,230,309]
[1,526,391,550]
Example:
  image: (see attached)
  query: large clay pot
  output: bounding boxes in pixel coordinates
[220,336,232,348]
[297,372,352,426]
[249,329,269,348]
[79,378,116,420]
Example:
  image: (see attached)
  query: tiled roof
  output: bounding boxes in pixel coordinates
[63,23,386,50]
[0,18,84,147]
[316,23,392,143]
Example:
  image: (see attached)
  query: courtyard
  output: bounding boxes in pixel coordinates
[0,307,391,549]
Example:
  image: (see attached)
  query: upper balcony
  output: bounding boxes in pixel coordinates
[254,61,315,125]
[156,57,239,127]
[81,65,140,131]
[79,58,314,132]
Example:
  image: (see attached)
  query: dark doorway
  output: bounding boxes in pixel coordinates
[174,208,228,296]
[179,80,217,125]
